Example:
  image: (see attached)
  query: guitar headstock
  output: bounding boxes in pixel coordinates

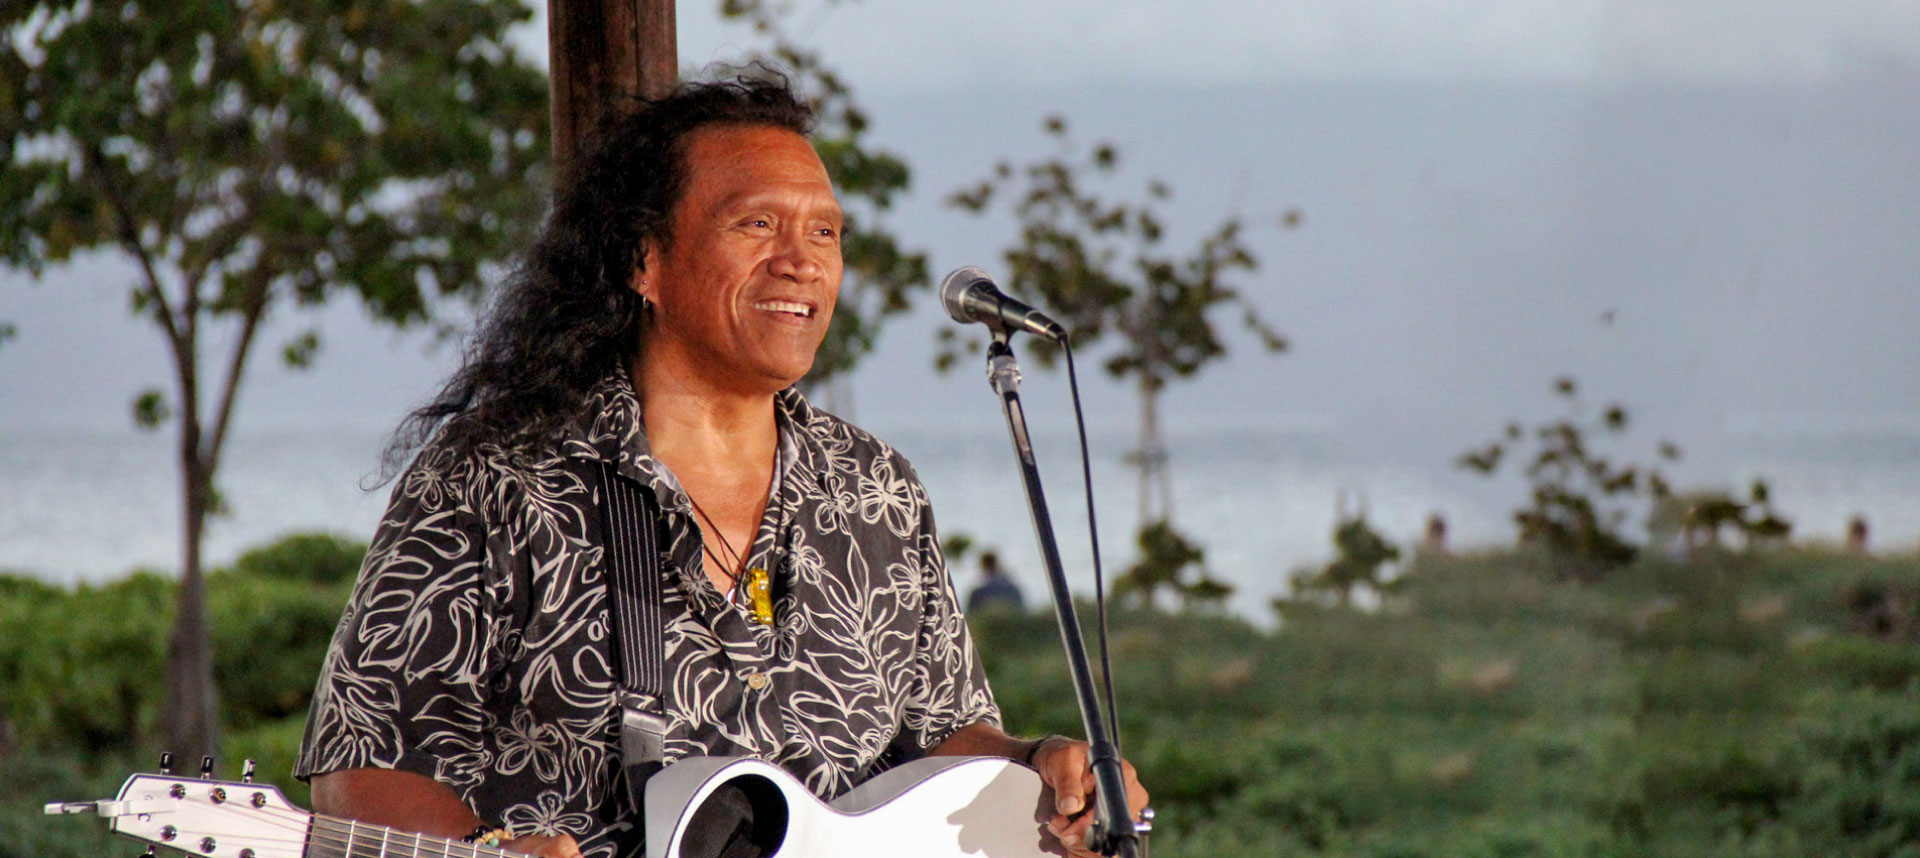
[46,757,311,858]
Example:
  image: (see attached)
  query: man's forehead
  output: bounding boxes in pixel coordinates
[703,184,843,221]
[685,137,841,220]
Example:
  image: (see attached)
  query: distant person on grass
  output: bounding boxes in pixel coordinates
[967,550,1025,613]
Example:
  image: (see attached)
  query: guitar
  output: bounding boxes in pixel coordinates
[47,756,1066,858]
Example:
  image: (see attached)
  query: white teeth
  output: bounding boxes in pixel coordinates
[753,301,812,317]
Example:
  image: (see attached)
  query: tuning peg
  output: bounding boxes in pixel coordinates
[199,756,215,779]
[159,753,174,775]
[142,846,156,858]
[241,759,257,784]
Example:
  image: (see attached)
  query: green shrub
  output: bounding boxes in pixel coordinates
[3,572,173,751]
[0,746,140,858]
[1796,636,1920,691]
[1781,686,1920,857]
[208,571,351,730]
[16,537,1920,858]
[228,532,364,586]
[0,575,62,603]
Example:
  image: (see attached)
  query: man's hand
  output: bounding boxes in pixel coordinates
[312,768,581,858]
[502,833,582,858]
[930,722,1151,856]
[1028,738,1150,857]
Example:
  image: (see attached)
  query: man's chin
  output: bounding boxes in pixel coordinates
[746,354,817,395]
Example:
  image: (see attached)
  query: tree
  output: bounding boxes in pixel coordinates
[1648,480,1793,554]
[1288,512,1401,609]
[1457,377,1680,579]
[718,0,929,410]
[949,118,1291,600]
[1,0,549,759]
[1112,520,1233,610]
[949,117,1292,530]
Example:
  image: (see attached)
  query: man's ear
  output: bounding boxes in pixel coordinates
[630,243,655,297]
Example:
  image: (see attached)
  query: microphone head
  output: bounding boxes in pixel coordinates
[940,266,994,323]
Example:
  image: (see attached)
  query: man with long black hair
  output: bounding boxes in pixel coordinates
[294,73,1146,858]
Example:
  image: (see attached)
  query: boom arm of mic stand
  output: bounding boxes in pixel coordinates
[983,334,1140,858]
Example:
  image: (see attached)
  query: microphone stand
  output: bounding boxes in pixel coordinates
[982,330,1140,858]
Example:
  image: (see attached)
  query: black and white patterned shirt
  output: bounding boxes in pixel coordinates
[294,371,1000,858]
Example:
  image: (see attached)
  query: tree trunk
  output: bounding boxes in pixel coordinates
[1135,378,1172,528]
[162,437,218,763]
[549,0,678,166]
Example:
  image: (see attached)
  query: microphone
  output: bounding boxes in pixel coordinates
[939,267,1068,342]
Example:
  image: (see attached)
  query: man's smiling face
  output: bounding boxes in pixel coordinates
[637,124,843,395]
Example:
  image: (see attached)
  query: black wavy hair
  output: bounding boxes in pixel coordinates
[382,72,816,478]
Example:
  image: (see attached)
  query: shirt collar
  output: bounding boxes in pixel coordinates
[558,369,829,503]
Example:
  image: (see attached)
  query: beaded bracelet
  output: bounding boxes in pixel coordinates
[463,825,513,848]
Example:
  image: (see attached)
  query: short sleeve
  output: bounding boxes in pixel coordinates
[889,465,1002,758]
[293,452,498,793]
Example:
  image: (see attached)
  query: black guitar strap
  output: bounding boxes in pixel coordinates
[594,460,670,807]
[596,461,781,858]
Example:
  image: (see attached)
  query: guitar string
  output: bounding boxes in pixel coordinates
[310,827,514,858]
[307,820,515,858]
[306,825,512,858]
[185,803,514,858]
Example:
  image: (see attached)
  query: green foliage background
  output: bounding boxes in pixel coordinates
[7,535,1920,858]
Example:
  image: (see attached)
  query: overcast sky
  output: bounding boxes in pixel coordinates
[674,0,1920,87]
[5,0,1919,457]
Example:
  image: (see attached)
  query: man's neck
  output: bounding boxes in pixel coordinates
[633,355,780,485]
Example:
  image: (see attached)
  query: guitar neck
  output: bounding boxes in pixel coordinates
[306,814,521,858]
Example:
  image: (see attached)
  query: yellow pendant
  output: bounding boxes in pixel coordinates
[744,567,773,625]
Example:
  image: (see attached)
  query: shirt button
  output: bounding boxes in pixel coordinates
[745,671,771,691]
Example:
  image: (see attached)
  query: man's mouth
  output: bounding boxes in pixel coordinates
[752,300,815,319]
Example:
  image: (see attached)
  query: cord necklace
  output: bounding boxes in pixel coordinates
[685,493,775,625]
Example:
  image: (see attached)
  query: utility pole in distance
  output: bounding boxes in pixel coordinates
[548,0,678,165]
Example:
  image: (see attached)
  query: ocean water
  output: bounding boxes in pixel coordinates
[3,422,1917,623]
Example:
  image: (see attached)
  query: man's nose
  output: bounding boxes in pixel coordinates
[768,232,830,282]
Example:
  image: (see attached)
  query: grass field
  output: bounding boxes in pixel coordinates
[6,536,1919,858]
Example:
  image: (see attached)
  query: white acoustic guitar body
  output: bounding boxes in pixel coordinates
[644,756,1064,858]
[48,757,1064,858]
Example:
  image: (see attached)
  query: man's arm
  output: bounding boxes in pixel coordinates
[930,722,1149,858]
[310,768,581,858]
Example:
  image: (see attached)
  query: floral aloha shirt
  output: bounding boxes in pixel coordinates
[294,370,1000,858]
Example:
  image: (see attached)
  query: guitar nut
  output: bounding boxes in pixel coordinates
[199,837,217,853]
[160,825,178,842]
[210,788,227,804]
[170,785,187,799]
[251,793,267,809]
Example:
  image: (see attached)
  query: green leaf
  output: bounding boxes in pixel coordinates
[280,329,319,369]
[132,388,171,430]
[206,483,231,519]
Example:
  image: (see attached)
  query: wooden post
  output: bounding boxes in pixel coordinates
[548,0,678,165]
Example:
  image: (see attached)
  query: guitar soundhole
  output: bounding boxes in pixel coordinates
[678,774,789,858]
